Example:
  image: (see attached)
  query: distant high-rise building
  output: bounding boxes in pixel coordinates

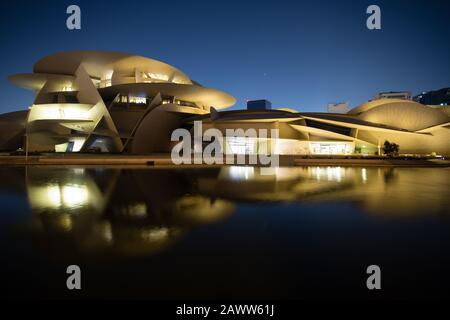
[327,102,349,114]
[375,91,412,100]
[413,87,450,106]
[247,99,272,110]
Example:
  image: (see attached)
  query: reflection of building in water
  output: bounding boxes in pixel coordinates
[2,166,448,259]
[173,196,234,225]
[294,167,450,217]
[197,166,450,217]
[197,166,358,201]
[23,167,234,258]
[26,167,107,214]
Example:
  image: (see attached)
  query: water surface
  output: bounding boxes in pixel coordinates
[0,165,449,299]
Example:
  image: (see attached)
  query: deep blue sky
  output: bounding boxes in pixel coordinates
[1,0,449,113]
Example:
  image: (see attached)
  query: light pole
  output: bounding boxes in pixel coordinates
[25,106,31,163]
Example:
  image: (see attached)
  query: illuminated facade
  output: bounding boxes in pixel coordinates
[0,51,449,156]
[3,51,235,153]
[192,98,450,156]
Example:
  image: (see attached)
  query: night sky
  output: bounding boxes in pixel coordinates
[0,0,449,113]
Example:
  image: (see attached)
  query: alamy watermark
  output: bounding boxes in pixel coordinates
[66,5,81,30]
[366,265,381,290]
[366,5,381,30]
[66,265,81,290]
[171,121,279,174]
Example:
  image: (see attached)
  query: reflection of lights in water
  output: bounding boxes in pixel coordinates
[362,168,368,183]
[46,185,62,207]
[174,196,234,224]
[100,222,113,244]
[311,167,344,182]
[58,215,72,231]
[62,185,89,207]
[117,203,147,218]
[219,166,309,182]
[140,227,169,242]
[40,184,89,209]
[313,167,321,181]
[328,167,342,182]
[109,227,184,257]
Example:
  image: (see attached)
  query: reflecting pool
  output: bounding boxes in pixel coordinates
[0,166,449,299]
